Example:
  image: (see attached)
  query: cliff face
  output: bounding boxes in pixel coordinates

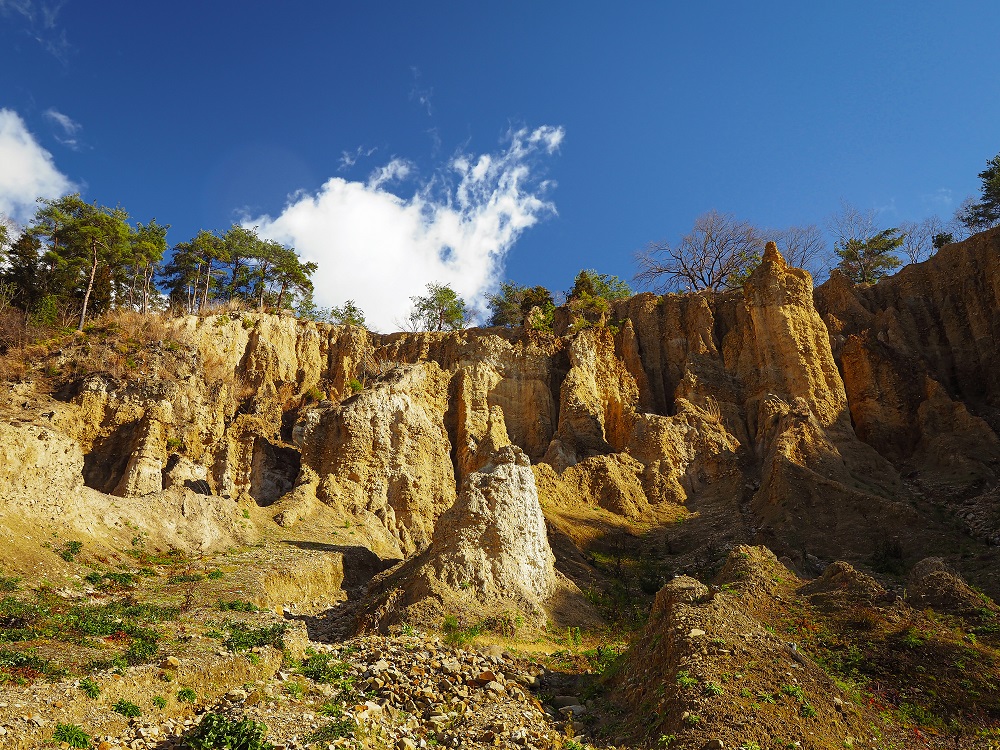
[3,233,1000,595]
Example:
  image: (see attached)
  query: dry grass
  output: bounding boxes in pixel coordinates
[701,395,722,424]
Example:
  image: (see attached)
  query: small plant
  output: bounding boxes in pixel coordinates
[60,540,84,562]
[207,569,224,580]
[800,703,817,717]
[177,687,197,703]
[166,437,183,452]
[658,735,676,748]
[682,713,701,725]
[168,573,204,584]
[675,670,699,689]
[218,599,259,612]
[186,712,273,750]
[348,378,363,394]
[284,681,305,698]
[52,723,92,748]
[566,626,582,647]
[112,699,142,718]
[224,622,287,651]
[441,615,483,647]
[740,744,762,750]
[310,714,356,742]
[152,695,167,709]
[703,681,724,696]
[78,677,100,699]
[781,684,805,701]
[0,574,20,592]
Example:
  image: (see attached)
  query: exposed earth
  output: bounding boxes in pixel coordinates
[3,232,1000,748]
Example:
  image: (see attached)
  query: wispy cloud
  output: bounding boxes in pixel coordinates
[366,158,413,190]
[409,66,434,116]
[0,108,75,222]
[922,187,954,211]
[249,125,564,331]
[338,145,377,171]
[0,0,71,60]
[43,107,81,149]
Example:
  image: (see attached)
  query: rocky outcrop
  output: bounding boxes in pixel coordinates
[297,363,456,556]
[358,446,567,631]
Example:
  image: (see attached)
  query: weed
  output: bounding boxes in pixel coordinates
[800,703,817,717]
[152,695,167,709]
[78,677,100,698]
[207,569,224,580]
[0,574,20,592]
[781,684,805,701]
[740,744,761,750]
[442,615,482,647]
[186,712,273,750]
[168,573,203,584]
[682,713,701,725]
[675,670,699,689]
[657,736,676,748]
[284,681,305,698]
[566,626,583,647]
[177,687,197,703]
[224,622,287,651]
[59,540,84,562]
[112,699,142,718]
[218,599,259,612]
[703,681,724,696]
[300,652,350,683]
[310,716,356,741]
[52,723,92,748]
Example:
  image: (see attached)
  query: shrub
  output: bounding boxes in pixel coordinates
[79,677,100,699]
[52,723,92,748]
[675,670,699,688]
[153,695,167,709]
[224,622,287,651]
[703,681,724,696]
[207,569,224,580]
[177,687,197,703]
[186,712,273,750]
[60,540,84,562]
[112,699,142,717]
[300,652,350,683]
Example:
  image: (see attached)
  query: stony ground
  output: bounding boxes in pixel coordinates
[0,626,611,750]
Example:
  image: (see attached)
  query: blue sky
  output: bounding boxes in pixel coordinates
[2,1,999,328]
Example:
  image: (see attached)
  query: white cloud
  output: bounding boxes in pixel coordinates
[250,125,564,332]
[0,108,74,222]
[44,107,81,149]
[339,145,377,171]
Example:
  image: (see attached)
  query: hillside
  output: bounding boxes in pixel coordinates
[1,232,1000,748]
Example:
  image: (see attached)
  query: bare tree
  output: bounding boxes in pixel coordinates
[766,224,829,278]
[827,200,879,249]
[635,210,765,292]
[898,216,943,265]
[949,198,976,241]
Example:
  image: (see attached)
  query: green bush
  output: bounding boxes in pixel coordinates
[60,540,84,562]
[79,677,100,699]
[152,695,167,709]
[224,622,287,652]
[52,723,92,748]
[186,712,273,750]
[112,699,142,717]
[218,599,259,612]
[300,652,350,683]
[177,687,197,703]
